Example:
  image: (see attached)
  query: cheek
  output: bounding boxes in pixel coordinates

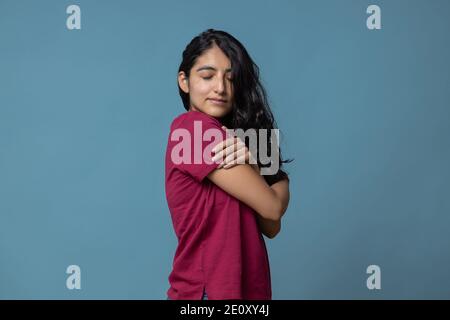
[191,79,212,97]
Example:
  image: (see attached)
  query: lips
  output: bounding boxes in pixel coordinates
[208,98,227,103]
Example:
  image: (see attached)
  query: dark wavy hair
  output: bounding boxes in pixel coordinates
[177,29,293,185]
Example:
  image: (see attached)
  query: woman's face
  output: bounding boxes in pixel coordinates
[178,43,234,118]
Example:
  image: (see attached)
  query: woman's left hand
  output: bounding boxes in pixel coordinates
[212,126,259,172]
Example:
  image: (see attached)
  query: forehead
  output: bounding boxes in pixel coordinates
[193,44,231,70]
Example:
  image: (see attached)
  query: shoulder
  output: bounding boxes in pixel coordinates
[170,110,223,132]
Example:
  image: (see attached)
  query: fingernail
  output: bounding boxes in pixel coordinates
[212,153,222,162]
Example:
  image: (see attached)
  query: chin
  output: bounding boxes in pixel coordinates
[204,106,231,119]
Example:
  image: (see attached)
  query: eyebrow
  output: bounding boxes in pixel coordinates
[196,65,232,73]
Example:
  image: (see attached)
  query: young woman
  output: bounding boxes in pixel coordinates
[165,29,291,300]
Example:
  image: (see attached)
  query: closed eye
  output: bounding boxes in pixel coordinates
[201,75,233,81]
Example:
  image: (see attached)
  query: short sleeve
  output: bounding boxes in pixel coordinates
[168,111,227,182]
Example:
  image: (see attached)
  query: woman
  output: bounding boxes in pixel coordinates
[165,29,291,300]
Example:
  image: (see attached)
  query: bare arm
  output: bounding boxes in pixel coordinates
[257,215,281,239]
[270,178,290,218]
[257,179,289,239]
[210,134,290,238]
[207,164,290,222]
[250,164,289,239]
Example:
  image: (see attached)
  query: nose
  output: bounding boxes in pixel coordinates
[214,77,226,95]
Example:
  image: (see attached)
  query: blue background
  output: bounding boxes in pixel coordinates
[1,0,449,299]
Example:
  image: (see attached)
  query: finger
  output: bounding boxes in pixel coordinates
[235,140,246,152]
[222,148,246,165]
[231,155,247,166]
[212,138,237,161]
[225,136,239,148]
[216,137,237,156]
[230,141,247,159]
[212,141,223,154]
[213,145,238,163]
[218,152,235,168]
[223,148,254,166]
[243,146,258,164]
[223,154,248,169]
[212,137,233,154]
[222,141,239,158]
[247,151,258,164]
[212,150,225,162]
[222,161,236,169]
[220,140,247,164]
[217,145,239,167]
[221,158,236,169]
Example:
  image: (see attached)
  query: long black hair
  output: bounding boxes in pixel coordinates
[177,29,292,185]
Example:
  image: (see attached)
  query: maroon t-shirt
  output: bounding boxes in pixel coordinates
[165,110,272,300]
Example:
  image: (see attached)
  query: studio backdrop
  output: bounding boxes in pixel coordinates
[1,0,449,299]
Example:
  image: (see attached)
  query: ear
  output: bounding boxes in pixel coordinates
[178,71,189,94]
